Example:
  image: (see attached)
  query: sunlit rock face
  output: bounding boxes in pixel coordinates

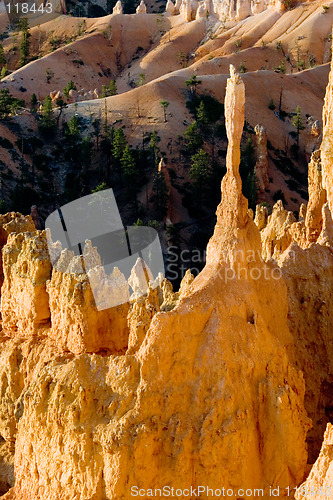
[321,42,333,212]
[0,65,310,500]
[1,35,333,500]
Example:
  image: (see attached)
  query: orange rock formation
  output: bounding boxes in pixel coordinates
[0,49,333,499]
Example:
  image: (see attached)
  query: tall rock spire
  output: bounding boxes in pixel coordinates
[206,65,261,268]
[225,65,245,181]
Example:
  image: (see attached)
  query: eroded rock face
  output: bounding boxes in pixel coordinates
[0,213,35,289]
[306,117,322,159]
[165,0,176,14]
[254,204,268,231]
[1,231,52,335]
[136,0,147,13]
[0,66,310,500]
[47,267,130,355]
[112,0,123,14]
[260,201,308,261]
[4,46,333,500]
[321,40,333,212]
[179,0,193,21]
[305,150,327,243]
[0,336,72,497]
[296,424,333,500]
[278,243,333,462]
[127,285,160,354]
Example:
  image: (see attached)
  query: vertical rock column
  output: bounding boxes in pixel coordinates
[206,65,262,269]
[305,150,326,243]
[321,35,333,213]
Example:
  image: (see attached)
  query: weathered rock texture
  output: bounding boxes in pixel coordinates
[261,201,297,260]
[1,231,51,335]
[306,116,322,159]
[170,0,308,22]
[136,0,147,13]
[257,45,333,465]
[321,38,333,212]
[277,242,333,462]
[112,0,123,14]
[2,44,333,500]
[47,266,130,355]
[305,150,326,243]
[165,0,176,14]
[296,424,333,500]
[0,335,73,497]
[0,213,35,290]
[0,65,311,500]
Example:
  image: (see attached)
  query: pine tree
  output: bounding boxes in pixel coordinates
[39,95,56,130]
[0,44,6,68]
[292,105,305,149]
[18,18,31,67]
[100,80,117,98]
[136,73,145,87]
[184,121,203,152]
[160,100,169,122]
[92,118,101,150]
[30,93,38,112]
[196,101,209,131]
[55,98,67,125]
[190,149,210,190]
[148,131,160,168]
[185,75,202,98]
[121,146,137,185]
[0,66,8,79]
[92,182,108,193]
[0,88,24,119]
[113,128,127,160]
[63,81,77,99]
[66,115,81,138]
